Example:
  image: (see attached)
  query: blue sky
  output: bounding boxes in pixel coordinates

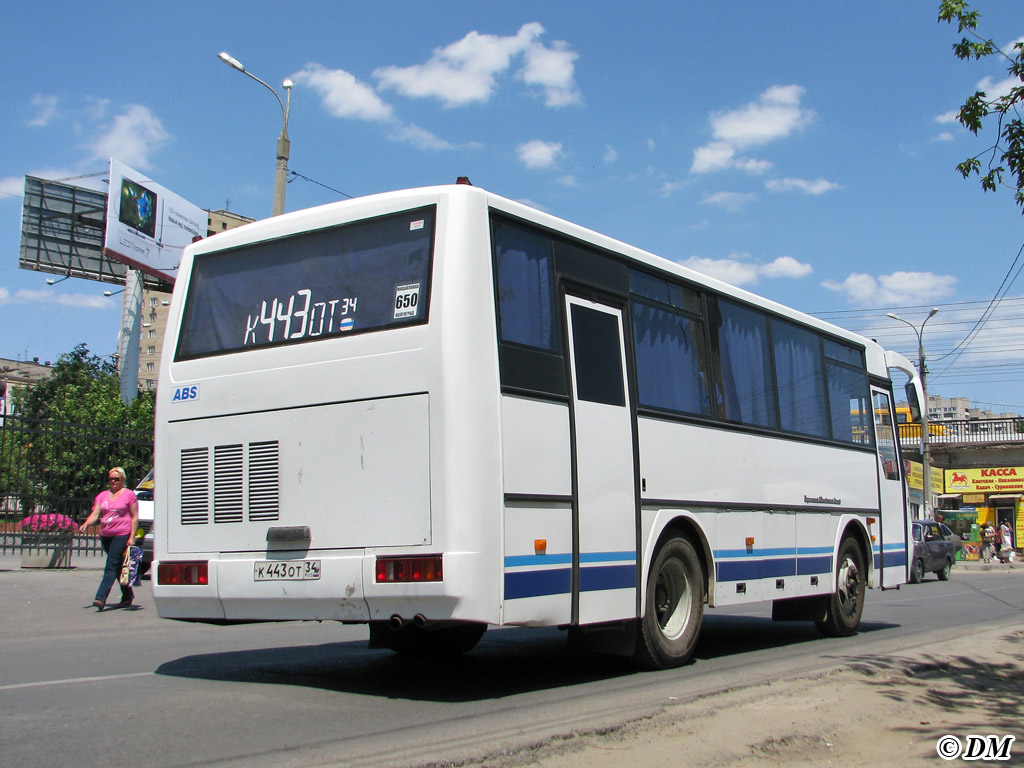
[2,2,1022,412]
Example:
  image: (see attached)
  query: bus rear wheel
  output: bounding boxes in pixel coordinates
[816,537,866,638]
[635,537,704,669]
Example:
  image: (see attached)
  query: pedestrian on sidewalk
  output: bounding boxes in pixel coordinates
[982,523,996,563]
[79,467,138,611]
[996,521,1014,567]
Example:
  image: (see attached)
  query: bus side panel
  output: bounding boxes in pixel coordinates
[500,396,573,626]
[638,419,880,513]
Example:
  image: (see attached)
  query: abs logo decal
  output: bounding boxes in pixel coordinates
[171,384,199,403]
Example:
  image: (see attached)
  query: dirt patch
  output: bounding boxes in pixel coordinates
[463,626,1024,767]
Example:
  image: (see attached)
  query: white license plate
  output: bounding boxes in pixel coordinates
[254,560,321,581]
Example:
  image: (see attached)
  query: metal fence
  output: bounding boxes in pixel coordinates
[0,414,152,557]
[899,417,1024,449]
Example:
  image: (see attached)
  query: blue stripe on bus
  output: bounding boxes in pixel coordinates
[874,550,908,568]
[797,555,832,575]
[504,568,571,599]
[579,564,635,592]
[504,561,637,600]
[506,545,909,596]
[504,551,635,568]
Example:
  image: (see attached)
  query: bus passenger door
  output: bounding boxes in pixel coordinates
[872,388,910,588]
[564,295,638,625]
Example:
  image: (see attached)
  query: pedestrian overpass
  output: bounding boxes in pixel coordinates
[900,417,1024,469]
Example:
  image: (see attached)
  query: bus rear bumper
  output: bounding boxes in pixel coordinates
[153,551,484,624]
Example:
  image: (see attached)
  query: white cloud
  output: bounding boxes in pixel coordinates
[375,23,579,108]
[692,85,814,175]
[86,104,169,170]
[702,191,756,211]
[710,85,813,148]
[293,64,393,121]
[683,255,762,286]
[821,271,957,306]
[0,287,112,309]
[681,253,811,287]
[935,109,959,125]
[0,176,24,197]
[734,158,773,174]
[659,181,685,197]
[691,141,736,174]
[977,74,1018,102]
[521,39,581,106]
[28,94,59,127]
[765,177,839,195]
[760,255,813,279]
[604,145,618,163]
[388,124,453,150]
[557,174,578,187]
[518,139,563,169]
[933,132,955,143]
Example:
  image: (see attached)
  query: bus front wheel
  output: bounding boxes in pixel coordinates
[816,537,866,638]
[635,537,704,669]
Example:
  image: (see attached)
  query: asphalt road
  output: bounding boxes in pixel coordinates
[1,557,1021,768]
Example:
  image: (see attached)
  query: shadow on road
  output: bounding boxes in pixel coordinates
[843,630,1024,737]
[155,613,899,702]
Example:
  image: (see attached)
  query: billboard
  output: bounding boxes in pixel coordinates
[945,467,1024,494]
[103,159,206,284]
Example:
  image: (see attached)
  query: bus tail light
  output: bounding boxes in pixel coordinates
[376,556,443,583]
[158,561,209,585]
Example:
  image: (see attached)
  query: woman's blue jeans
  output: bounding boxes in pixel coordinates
[95,534,134,605]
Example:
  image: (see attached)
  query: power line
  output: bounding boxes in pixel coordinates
[288,170,353,200]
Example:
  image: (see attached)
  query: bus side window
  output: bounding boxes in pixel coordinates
[493,220,557,353]
[872,391,900,481]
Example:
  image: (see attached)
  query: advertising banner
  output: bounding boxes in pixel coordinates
[103,159,206,283]
[904,460,944,492]
[945,467,1024,494]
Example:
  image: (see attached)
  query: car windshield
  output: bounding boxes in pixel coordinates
[135,468,154,501]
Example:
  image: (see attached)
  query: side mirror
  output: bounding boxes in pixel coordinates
[904,381,921,423]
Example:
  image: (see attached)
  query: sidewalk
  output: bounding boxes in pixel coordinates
[0,551,105,571]
[956,555,1017,572]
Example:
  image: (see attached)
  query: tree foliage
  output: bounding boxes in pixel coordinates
[4,344,154,516]
[938,1,1024,212]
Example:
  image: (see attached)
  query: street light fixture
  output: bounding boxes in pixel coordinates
[218,51,293,217]
[887,307,939,518]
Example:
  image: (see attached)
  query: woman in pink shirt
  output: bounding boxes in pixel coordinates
[81,466,139,610]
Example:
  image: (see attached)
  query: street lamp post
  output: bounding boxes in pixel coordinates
[218,52,293,217]
[887,308,939,518]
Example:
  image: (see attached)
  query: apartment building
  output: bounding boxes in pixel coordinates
[134,208,253,391]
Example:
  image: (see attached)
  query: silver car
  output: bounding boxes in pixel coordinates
[910,520,956,583]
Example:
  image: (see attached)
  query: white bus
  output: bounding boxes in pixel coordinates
[153,181,922,668]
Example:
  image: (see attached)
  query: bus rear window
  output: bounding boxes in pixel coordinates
[175,207,435,360]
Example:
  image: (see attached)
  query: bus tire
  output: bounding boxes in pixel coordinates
[816,537,866,638]
[635,537,704,669]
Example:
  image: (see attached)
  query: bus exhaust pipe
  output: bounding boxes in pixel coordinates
[389,614,406,630]
[413,613,428,628]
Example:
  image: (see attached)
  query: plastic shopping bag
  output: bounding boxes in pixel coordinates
[119,545,144,586]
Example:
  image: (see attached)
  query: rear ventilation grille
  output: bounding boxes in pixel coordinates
[179,441,280,526]
[180,448,210,525]
[214,444,244,524]
[248,441,280,521]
